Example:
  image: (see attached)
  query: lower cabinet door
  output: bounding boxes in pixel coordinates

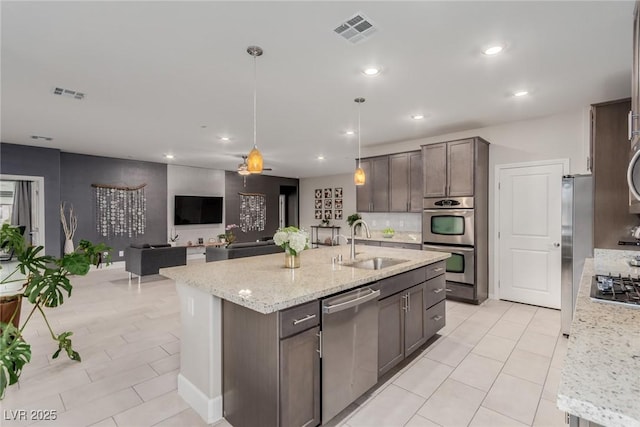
[378,293,405,376]
[404,283,427,357]
[280,326,320,427]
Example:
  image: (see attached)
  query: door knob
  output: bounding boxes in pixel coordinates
[553,242,560,247]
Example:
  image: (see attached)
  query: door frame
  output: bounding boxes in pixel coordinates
[0,174,46,252]
[493,159,570,302]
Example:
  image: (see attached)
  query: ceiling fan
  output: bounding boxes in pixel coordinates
[236,155,272,176]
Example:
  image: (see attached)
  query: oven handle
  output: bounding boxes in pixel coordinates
[423,209,474,215]
[423,244,475,253]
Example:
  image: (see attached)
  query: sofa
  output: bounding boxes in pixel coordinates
[205,240,283,262]
[125,244,187,283]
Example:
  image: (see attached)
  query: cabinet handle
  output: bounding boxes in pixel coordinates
[316,331,322,358]
[433,267,444,272]
[629,111,640,140]
[433,288,444,294]
[292,314,316,325]
[401,294,408,312]
[407,292,411,312]
[446,288,453,293]
[432,315,443,322]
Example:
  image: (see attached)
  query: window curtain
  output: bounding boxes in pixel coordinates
[11,181,32,245]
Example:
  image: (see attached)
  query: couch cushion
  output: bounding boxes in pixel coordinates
[228,241,271,249]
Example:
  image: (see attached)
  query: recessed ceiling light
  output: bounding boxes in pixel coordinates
[362,67,381,76]
[513,90,529,97]
[345,130,355,135]
[317,155,325,160]
[483,45,504,56]
[219,136,230,141]
[164,154,175,159]
[411,114,425,120]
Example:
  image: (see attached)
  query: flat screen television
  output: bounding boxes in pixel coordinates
[174,195,223,225]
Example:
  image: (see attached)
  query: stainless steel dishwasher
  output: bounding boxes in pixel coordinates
[321,287,380,422]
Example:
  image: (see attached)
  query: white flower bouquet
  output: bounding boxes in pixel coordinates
[273,226,310,256]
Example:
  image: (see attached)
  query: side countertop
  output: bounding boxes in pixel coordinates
[160,245,448,314]
[354,231,422,245]
[557,258,640,427]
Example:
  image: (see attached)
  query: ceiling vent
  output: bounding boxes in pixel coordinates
[53,87,85,100]
[334,13,377,44]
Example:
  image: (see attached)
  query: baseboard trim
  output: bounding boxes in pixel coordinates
[177,373,223,424]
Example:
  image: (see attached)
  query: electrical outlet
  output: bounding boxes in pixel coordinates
[118,250,124,257]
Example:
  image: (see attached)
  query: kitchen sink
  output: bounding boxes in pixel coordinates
[348,257,408,270]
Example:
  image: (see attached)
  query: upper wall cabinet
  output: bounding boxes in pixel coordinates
[356,156,389,212]
[423,138,476,198]
[389,151,422,212]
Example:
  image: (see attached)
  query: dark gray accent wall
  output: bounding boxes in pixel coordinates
[0,143,62,257]
[225,171,299,242]
[60,153,167,262]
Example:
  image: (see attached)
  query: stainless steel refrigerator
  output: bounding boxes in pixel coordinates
[561,175,594,336]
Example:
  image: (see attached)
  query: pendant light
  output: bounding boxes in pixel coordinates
[354,97,366,186]
[246,46,264,174]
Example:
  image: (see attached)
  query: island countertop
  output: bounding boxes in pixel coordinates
[160,245,449,314]
[557,258,640,427]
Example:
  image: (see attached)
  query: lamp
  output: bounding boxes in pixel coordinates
[247,46,264,174]
[354,97,366,186]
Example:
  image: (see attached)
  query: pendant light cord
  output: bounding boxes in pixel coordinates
[357,103,361,168]
[253,55,257,150]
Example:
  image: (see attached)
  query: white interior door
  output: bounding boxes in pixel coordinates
[498,162,564,309]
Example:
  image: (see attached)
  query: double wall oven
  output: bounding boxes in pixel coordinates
[422,197,476,291]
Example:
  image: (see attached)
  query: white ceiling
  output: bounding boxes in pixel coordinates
[1,1,634,178]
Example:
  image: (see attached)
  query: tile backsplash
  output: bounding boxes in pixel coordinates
[360,212,421,232]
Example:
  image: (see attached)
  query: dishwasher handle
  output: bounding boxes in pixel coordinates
[323,288,380,314]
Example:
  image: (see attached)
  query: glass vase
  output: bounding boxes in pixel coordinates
[284,252,300,269]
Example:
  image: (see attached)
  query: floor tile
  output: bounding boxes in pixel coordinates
[483,373,542,425]
[450,353,503,392]
[551,336,569,369]
[88,418,117,427]
[437,313,466,336]
[417,378,485,427]
[471,334,516,363]
[113,391,189,427]
[469,406,528,427]
[86,346,169,381]
[488,320,527,341]
[393,357,453,399]
[5,369,91,408]
[404,414,442,427]
[526,316,561,338]
[60,364,157,409]
[502,348,551,385]
[516,329,558,358]
[150,353,181,375]
[533,398,566,427]
[133,369,178,401]
[105,333,177,360]
[446,321,490,347]
[501,304,536,325]
[542,366,562,402]
[346,384,425,427]
[424,337,473,367]
[152,408,210,427]
[160,340,181,355]
[465,309,503,329]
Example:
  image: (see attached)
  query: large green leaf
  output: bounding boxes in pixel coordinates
[0,224,25,255]
[60,252,90,276]
[16,246,54,275]
[23,269,72,307]
[0,322,31,399]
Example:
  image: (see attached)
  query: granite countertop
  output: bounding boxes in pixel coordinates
[557,258,640,427]
[160,245,448,314]
[354,231,422,245]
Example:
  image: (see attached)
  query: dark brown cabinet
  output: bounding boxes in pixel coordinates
[356,156,389,212]
[280,326,321,427]
[423,138,475,198]
[389,151,422,212]
[376,265,446,376]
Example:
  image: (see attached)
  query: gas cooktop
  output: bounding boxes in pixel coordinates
[591,274,640,308]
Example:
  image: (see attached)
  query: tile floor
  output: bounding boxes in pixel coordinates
[0,266,568,427]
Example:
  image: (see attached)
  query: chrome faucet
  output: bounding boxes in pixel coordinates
[350,219,371,260]
[332,234,350,245]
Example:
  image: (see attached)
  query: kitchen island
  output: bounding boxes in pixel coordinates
[557,257,640,427]
[160,244,449,425]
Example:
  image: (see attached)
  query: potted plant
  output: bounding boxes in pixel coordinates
[347,213,362,235]
[225,224,239,244]
[0,223,111,398]
[169,229,179,246]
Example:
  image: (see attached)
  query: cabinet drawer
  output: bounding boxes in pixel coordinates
[424,274,446,308]
[279,301,320,339]
[445,282,474,301]
[374,266,427,299]
[425,300,446,339]
[425,261,446,281]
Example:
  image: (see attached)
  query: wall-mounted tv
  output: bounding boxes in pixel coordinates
[174,195,223,225]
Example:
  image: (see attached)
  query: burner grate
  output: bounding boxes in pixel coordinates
[591,274,640,307]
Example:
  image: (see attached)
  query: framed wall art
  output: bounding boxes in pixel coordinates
[334,187,343,198]
[334,210,343,220]
[315,210,322,219]
[324,188,332,199]
[315,189,322,199]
